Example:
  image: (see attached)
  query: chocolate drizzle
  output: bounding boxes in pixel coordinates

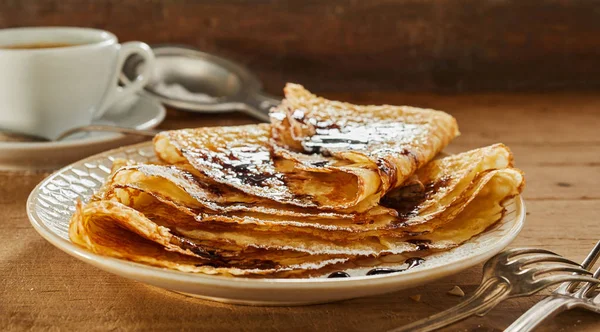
[227,163,272,186]
[303,135,368,155]
[188,147,276,188]
[382,176,451,221]
[326,258,428,277]
[405,257,425,269]
[365,257,426,276]
[311,161,329,167]
[407,239,431,251]
[327,271,351,278]
[170,234,218,260]
[298,118,425,158]
[366,268,402,275]
[170,234,280,270]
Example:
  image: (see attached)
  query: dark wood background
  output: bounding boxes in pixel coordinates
[1,0,599,94]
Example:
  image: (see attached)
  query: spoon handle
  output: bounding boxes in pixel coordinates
[56,125,159,141]
[243,92,280,122]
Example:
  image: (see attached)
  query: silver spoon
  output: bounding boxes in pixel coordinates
[2,125,158,142]
[122,45,280,121]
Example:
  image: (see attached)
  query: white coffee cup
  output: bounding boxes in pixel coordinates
[0,27,155,140]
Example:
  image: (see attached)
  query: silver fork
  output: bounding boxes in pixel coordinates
[389,248,599,332]
[505,241,600,332]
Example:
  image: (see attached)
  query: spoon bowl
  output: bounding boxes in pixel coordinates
[122,45,280,122]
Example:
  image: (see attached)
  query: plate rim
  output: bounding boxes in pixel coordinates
[26,141,526,290]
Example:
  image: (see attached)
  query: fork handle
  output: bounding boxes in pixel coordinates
[389,278,510,332]
[505,296,573,332]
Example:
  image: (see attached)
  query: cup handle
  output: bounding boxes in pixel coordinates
[94,41,155,119]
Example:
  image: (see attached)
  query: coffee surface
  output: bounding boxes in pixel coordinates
[0,42,77,49]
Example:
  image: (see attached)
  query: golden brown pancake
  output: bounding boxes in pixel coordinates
[154,124,381,212]
[69,161,521,275]
[70,144,523,267]
[69,201,350,277]
[271,84,460,195]
[67,83,524,278]
[108,144,516,238]
[154,86,458,212]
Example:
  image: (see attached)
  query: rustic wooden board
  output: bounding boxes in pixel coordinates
[1,0,600,93]
[1,92,599,331]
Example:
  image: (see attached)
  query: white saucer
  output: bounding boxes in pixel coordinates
[0,95,165,171]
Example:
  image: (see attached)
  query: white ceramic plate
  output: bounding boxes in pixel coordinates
[0,95,165,171]
[27,142,525,306]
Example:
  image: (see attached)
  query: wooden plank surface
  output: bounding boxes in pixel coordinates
[1,92,600,331]
[1,0,600,93]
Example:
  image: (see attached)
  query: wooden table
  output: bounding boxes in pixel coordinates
[1,92,599,331]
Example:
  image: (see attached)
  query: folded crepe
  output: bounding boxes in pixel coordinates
[271,84,460,194]
[68,83,524,278]
[69,144,523,276]
[109,144,514,236]
[153,85,458,212]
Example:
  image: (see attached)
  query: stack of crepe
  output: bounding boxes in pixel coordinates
[69,84,524,277]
